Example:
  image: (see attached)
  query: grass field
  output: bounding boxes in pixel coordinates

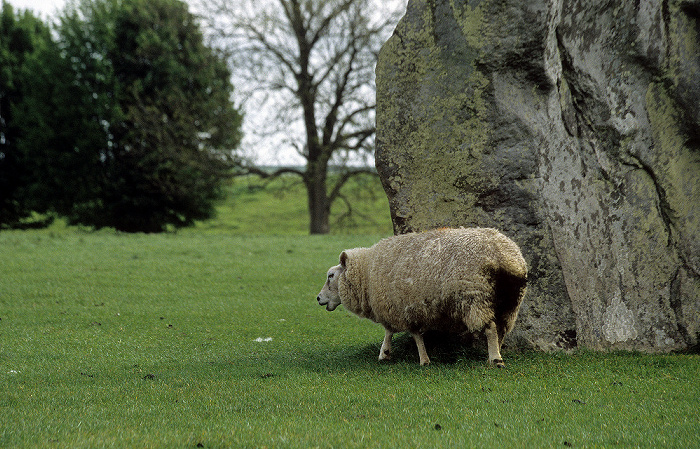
[1,180,699,448]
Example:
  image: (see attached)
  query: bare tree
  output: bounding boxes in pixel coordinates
[197,0,404,234]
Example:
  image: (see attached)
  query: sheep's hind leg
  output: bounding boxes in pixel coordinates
[379,329,393,361]
[411,332,430,366]
[484,321,505,368]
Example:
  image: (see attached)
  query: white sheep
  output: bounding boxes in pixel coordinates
[316,228,527,367]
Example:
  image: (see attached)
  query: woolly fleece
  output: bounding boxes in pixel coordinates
[317,228,527,366]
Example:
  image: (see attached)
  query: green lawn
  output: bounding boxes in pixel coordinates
[2,177,699,448]
[1,230,698,448]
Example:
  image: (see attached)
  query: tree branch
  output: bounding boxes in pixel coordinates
[328,168,377,203]
[196,0,405,233]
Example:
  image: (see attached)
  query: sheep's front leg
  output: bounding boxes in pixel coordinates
[484,321,505,368]
[411,332,430,366]
[379,329,393,361]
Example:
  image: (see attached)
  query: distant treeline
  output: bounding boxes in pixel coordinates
[254,165,377,176]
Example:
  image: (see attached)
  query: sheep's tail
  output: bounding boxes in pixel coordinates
[495,268,527,304]
[492,263,527,334]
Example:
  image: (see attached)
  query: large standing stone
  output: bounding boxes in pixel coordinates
[376,0,699,351]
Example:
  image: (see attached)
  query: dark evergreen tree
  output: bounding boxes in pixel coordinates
[25,0,242,232]
[0,2,55,228]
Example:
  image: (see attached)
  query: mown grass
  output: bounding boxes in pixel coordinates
[2,178,699,447]
[1,229,699,448]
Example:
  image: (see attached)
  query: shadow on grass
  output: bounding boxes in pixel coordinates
[296,331,494,373]
[175,332,513,383]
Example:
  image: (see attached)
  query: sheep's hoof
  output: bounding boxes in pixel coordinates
[420,359,431,366]
[492,359,505,369]
[378,353,391,362]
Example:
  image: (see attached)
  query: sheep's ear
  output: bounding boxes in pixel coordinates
[339,251,348,268]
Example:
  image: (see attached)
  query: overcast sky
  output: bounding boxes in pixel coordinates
[6,0,64,17]
[6,0,407,166]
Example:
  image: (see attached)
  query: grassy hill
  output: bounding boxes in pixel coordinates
[24,171,392,236]
[192,173,393,235]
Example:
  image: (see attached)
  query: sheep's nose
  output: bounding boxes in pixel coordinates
[316,296,321,303]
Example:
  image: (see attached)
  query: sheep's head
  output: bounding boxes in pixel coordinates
[317,251,348,311]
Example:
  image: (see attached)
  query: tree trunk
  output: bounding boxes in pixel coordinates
[307,168,330,235]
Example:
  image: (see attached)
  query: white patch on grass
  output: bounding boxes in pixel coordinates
[254,337,273,342]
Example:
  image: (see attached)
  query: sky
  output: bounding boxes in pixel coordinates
[5,0,64,17]
[6,0,407,167]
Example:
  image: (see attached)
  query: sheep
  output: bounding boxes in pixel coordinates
[316,227,527,367]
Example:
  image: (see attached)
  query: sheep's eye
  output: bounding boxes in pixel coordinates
[328,273,334,280]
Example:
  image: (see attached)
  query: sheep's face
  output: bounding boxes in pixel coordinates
[317,264,343,311]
